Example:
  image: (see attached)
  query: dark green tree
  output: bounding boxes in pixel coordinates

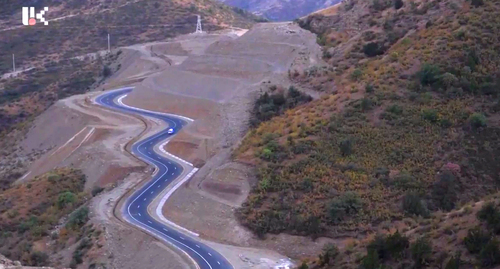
[411,237,432,269]
[394,0,404,9]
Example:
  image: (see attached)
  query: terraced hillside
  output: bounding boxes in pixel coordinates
[236,0,500,267]
[0,0,259,190]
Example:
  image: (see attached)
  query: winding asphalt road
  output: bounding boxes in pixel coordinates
[95,87,232,269]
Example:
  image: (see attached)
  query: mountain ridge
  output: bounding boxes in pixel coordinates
[218,0,342,21]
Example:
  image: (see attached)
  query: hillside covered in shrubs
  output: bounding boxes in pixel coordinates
[0,168,97,267]
[236,0,500,267]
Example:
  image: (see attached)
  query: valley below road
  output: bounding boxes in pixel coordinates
[15,22,331,269]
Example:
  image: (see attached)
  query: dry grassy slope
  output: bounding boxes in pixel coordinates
[0,0,260,74]
[235,0,500,266]
[0,168,88,267]
[0,52,119,190]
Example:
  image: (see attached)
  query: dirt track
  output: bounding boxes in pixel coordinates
[17,22,325,268]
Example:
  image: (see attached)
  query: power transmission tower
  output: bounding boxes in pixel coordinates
[195,15,203,34]
[107,33,111,53]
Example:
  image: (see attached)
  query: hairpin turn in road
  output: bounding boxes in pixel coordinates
[95,87,232,269]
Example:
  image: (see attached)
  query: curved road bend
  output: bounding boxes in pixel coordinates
[95,87,232,269]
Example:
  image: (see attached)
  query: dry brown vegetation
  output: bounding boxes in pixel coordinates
[0,168,101,268]
[0,0,261,74]
[235,0,500,267]
[0,52,121,191]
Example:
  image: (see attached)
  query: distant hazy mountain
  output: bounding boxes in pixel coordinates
[219,0,341,21]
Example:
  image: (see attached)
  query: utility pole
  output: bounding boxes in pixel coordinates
[107,33,111,53]
[205,138,208,160]
[12,54,15,72]
[195,15,203,34]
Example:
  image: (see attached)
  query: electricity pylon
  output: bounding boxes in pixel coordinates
[195,15,203,34]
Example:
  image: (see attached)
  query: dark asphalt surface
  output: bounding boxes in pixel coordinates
[96,87,232,269]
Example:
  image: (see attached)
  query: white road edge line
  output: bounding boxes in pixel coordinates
[155,167,200,237]
[158,140,194,166]
[114,91,194,122]
[97,88,221,269]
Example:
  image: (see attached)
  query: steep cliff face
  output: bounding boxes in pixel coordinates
[219,0,341,21]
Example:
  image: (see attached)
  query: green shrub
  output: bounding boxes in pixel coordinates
[422,109,438,123]
[259,139,288,163]
[360,249,381,269]
[66,207,89,230]
[479,238,500,267]
[363,42,384,57]
[298,262,309,269]
[445,252,462,269]
[411,237,432,269]
[250,89,312,127]
[386,104,403,115]
[469,113,487,129]
[29,251,49,266]
[366,234,389,260]
[477,203,500,233]
[366,83,375,93]
[471,0,484,7]
[301,177,313,192]
[351,69,363,81]
[102,65,112,77]
[71,237,93,266]
[403,193,429,217]
[339,138,353,156]
[372,0,392,11]
[391,172,420,189]
[418,64,441,86]
[394,0,404,9]
[91,186,104,197]
[327,192,363,222]
[57,191,77,209]
[318,243,339,266]
[361,98,374,111]
[385,231,410,259]
[440,118,453,128]
[365,231,409,262]
[18,216,39,233]
[432,171,457,211]
[441,73,459,89]
[292,140,314,154]
[463,227,491,254]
